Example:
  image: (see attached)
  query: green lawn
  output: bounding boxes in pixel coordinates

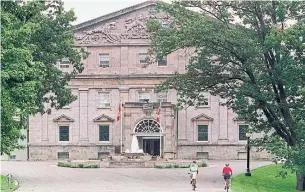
[232,164,298,192]
[1,175,19,192]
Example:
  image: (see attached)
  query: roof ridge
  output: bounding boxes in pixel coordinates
[74,0,158,31]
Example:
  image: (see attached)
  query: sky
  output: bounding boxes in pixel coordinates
[63,0,153,25]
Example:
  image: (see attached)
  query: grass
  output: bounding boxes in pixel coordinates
[1,175,19,192]
[232,164,298,192]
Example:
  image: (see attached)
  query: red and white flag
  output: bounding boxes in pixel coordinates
[156,103,161,123]
[117,103,121,121]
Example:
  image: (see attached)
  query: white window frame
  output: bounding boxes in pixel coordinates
[238,124,249,142]
[60,57,70,68]
[99,53,110,68]
[98,92,111,108]
[197,123,209,142]
[139,52,148,64]
[138,92,151,102]
[58,124,71,143]
[96,123,111,144]
[197,92,210,107]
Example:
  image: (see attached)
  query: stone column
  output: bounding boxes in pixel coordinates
[218,98,229,144]
[79,88,89,141]
[120,87,129,152]
[41,113,49,141]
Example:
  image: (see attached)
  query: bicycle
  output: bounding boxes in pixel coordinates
[188,172,197,191]
[224,177,231,192]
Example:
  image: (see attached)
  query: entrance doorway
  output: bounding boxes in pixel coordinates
[143,139,160,156]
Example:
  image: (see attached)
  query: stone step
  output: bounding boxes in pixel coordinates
[109,161,146,168]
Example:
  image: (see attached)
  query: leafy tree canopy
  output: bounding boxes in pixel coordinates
[1,1,88,155]
[147,1,305,190]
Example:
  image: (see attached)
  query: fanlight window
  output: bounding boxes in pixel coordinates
[134,119,161,133]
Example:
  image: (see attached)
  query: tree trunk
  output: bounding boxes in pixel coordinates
[296,172,305,191]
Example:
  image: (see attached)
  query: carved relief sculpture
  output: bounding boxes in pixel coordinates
[75,10,170,44]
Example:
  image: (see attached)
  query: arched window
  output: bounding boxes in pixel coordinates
[134,119,161,133]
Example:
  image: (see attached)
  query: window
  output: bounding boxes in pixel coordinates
[198,92,209,106]
[139,53,148,64]
[198,125,208,141]
[99,125,109,141]
[157,92,167,102]
[239,125,249,141]
[99,54,110,68]
[59,126,69,141]
[157,57,167,66]
[138,92,150,102]
[98,152,110,159]
[9,155,16,160]
[58,152,69,160]
[60,58,69,68]
[98,92,110,108]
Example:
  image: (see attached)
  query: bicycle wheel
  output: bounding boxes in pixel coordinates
[192,179,196,191]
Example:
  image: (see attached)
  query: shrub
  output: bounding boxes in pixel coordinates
[155,165,163,168]
[165,164,173,168]
[71,165,78,168]
[57,162,71,167]
[174,164,179,168]
[78,164,84,168]
[84,164,99,168]
[201,162,207,167]
[179,165,189,168]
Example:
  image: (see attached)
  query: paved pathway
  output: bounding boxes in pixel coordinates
[1,160,271,192]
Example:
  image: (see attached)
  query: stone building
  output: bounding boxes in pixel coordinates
[28,0,271,160]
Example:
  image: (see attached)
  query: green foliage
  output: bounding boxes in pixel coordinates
[1,175,19,192]
[201,162,207,167]
[155,164,163,168]
[57,162,99,168]
[173,164,179,168]
[179,165,189,168]
[232,164,298,192]
[57,162,71,167]
[1,1,89,155]
[148,1,305,189]
[165,164,173,168]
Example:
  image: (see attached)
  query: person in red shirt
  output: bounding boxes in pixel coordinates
[222,163,233,190]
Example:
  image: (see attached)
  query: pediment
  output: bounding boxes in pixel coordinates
[53,114,74,122]
[93,114,115,122]
[191,114,213,121]
[74,1,171,46]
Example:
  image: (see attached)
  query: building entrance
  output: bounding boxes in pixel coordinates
[143,139,160,156]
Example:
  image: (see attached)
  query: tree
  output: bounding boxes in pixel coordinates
[1,1,88,155]
[147,1,305,190]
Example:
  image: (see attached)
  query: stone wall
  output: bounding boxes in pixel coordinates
[29,145,114,161]
[177,145,273,160]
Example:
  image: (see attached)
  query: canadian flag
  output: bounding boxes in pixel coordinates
[117,103,121,121]
[156,103,161,123]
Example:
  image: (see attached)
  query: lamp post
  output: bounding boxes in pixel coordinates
[245,132,252,176]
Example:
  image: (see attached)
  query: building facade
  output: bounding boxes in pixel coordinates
[28,1,271,161]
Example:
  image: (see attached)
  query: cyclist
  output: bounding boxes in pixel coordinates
[189,160,199,187]
[222,163,233,190]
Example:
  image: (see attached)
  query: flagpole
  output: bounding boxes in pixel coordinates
[159,101,162,158]
[120,97,123,154]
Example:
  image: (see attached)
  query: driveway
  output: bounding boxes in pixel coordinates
[1,160,271,192]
